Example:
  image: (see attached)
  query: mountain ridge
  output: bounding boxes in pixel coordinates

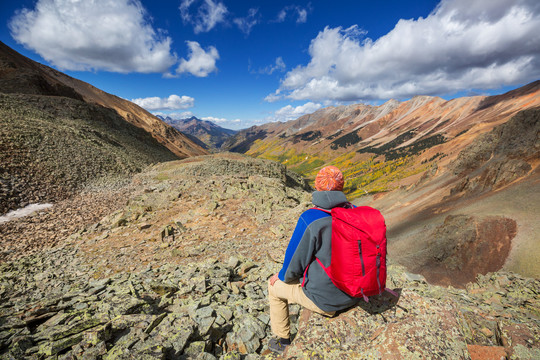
[222,81,540,284]
[160,115,237,150]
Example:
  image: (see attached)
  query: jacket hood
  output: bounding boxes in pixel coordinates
[312,191,348,209]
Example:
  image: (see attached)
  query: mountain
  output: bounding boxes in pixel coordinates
[0,41,207,213]
[223,81,540,284]
[160,115,237,150]
[225,81,540,197]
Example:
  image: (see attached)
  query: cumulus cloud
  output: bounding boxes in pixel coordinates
[132,95,195,111]
[174,41,219,77]
[202,116,225,123]
[272,0,540,102]
[271,102,322,122]
[276,5,310,23]
[8,0,176,73]
[180,0,227,34]
[234,8,259,35]
[201,117,242,129]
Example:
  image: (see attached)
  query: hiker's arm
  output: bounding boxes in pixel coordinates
[277,214,317,283]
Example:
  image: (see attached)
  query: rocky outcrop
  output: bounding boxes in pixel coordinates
[284,268,540,360]
[1,154,538,359]
[451,108,540,196]
[0,244,283,359]
[1,246,538,359]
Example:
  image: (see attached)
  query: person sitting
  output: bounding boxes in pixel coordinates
[267,166,360,354]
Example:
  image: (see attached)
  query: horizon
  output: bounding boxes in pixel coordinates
[1,0,540,130]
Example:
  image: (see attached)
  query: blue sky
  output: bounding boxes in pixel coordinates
[1,0,539,130]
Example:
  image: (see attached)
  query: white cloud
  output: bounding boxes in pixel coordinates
[202,116,227,123]
[175,41,219,77]
[252,57,286,75]
[272,102,322,122]
[180,0,227,34]
[234,8,259,35]
[153,111,195,120]
[276,5,310,24]
[272,0,540,102]
[132,95,195,111]
[9,0,176,73]
[202,117,241,127]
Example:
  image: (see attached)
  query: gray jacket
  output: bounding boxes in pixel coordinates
[277,191,360,312]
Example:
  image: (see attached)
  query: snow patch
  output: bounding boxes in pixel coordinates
[0,203,53,224]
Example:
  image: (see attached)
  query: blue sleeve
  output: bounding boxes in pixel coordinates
[278,209,330,282]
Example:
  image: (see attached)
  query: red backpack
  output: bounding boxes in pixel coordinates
[308,205,389,301]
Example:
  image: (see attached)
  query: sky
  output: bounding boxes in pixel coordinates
[1,0,540,130]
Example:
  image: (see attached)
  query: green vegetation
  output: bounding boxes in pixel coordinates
[244,125,448,200]
[358,133,446,160]
[292,130,321,143]
[326,130,343,140]
[330,130,362,149]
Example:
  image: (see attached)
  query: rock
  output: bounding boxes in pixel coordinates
[139,223,152,230]
[1,155,539,360]
[184,340,209,356]
[227,256,239,269]
[402,272,427,283]
[467,344,507,360]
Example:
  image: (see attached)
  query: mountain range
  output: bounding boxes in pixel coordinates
[159,115,237,150]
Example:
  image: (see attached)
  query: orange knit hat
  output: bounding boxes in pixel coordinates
[315,166,344,191]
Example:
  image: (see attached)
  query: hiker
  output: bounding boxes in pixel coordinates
[267,166,363,354]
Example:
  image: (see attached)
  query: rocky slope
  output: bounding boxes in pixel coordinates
[0,93,176,214]
[161,116,237,150]
[0,154,538,359]
[223,82,540,285]
[0,41,207,160]
[0,41,208,214]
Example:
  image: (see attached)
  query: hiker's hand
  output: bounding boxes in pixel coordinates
[269,273,279,286]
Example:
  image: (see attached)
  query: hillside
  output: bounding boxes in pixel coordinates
[0,41,207,213]
[360,108,540,283]
[161,116,237,150]
[0,41,207,160]
[0,154,538,359]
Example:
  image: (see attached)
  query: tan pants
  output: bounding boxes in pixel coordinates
[268,279,335,339]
